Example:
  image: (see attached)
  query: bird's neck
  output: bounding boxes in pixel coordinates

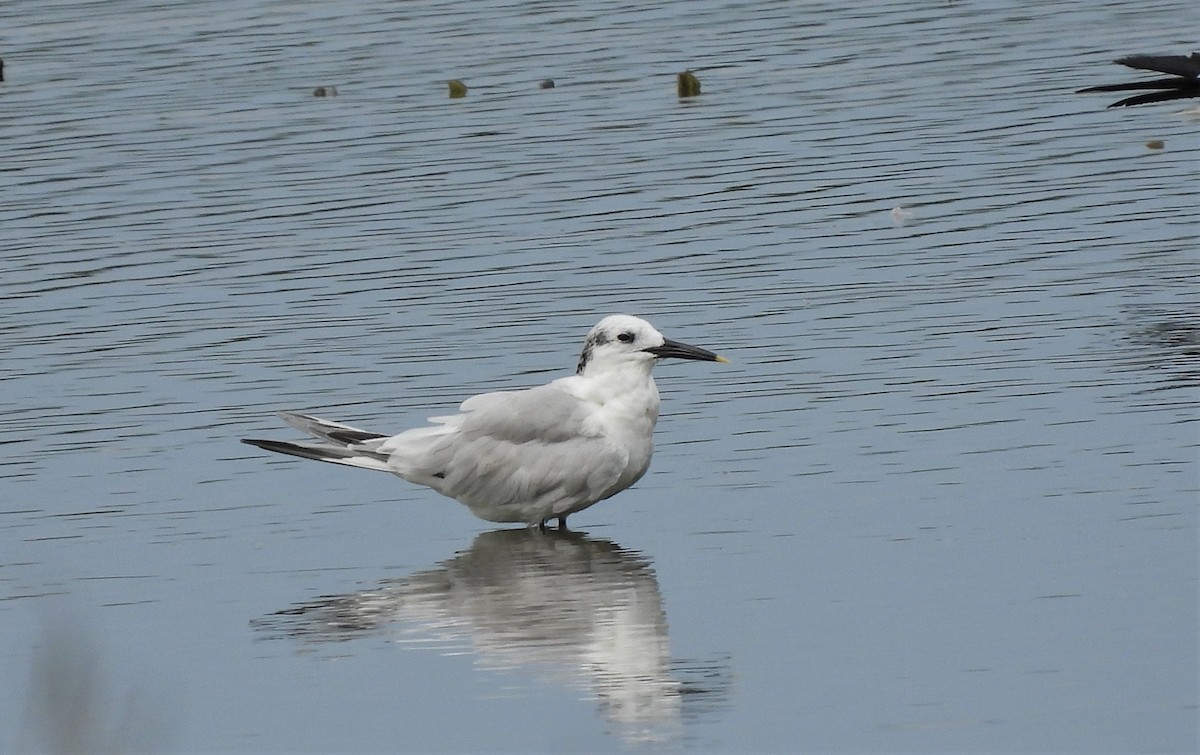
[572,364,661,423]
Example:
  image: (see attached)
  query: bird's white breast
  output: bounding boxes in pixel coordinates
[562,370,660,497]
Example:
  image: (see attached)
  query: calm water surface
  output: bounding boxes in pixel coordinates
[1,0,1196,751]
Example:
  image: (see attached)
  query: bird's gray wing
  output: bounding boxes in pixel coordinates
[398,385,629,519]
[457,385,602,444]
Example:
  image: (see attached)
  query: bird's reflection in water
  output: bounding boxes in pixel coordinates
[1120,307,1200,395]
[254,529,730,744]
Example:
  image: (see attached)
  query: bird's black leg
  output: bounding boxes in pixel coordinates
[556,516,569,531]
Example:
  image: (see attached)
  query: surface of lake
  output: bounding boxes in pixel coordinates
[1,0,1197,751]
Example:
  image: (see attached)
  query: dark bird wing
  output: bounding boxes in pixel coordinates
[1103,88,1200,108]
[1077,52,1200,107]
[1115,53,1200,79]
[1077,77,1195,93]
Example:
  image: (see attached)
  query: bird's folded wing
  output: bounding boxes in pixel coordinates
[436,385,628,513]
[458,385,603,444]
[448,434,628,513]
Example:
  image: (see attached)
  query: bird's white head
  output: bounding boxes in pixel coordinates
[576,315,726,376]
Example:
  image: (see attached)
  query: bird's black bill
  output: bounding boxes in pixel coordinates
[645,338,728,363]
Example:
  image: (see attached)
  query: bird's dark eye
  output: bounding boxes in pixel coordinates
[617,332,635,343]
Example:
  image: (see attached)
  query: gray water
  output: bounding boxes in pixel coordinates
[2,0,1197,751]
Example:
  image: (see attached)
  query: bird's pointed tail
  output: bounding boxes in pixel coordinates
[242,411,393,472]
[241,437,394,473]
[277,411,389,445]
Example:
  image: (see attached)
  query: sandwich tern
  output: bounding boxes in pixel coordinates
[242,315,727,528]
